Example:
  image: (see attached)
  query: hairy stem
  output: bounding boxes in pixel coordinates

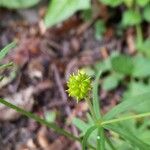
[86,96,97,122]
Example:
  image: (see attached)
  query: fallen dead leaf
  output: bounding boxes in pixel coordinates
[46,137,67,150]
[0,87,34,121]
[126,29,135,54]
[26,138,37,149]
[0,79,52,121]
[37,126,49,149]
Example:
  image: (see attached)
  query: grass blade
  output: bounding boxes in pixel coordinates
[0,42,16,61]
[0,62,13,69]
[82,125,97,150]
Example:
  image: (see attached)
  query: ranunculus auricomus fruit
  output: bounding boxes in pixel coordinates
[67,70,91,102]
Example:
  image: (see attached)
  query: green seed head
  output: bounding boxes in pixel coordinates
[67,70,91,101]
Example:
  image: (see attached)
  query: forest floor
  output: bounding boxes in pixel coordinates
[0,2,146,150]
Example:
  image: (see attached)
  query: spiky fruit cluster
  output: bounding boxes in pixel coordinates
[67,70,91,101]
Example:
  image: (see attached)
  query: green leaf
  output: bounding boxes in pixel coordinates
[94,20,106,40]
[0,0,40,9]
[119,117,150,145]
[45,111,56,123]
[141,131,150,144]
[104,92,150,120]
[143,4,150,22]
[122,10,142,26]
[102,73,123,91]
[105,124,150,149]
[111,54,133,75]
[136,0,150,7]
[73,117,97,146]
[82,9,92,21]
[0,62,13,70]
[123,82,150,99]
[44,0,90,28]
[81,67,95,77]
[87,113,94,125]
[123,82,150,112]
[82,125,97,150]
[0,42,16,61]
[123,0,134,8]
[73,118,89,134]
[137,39,150,57]
[95,57,112,73]
[132,55,150,78]
[0,76,4,81]
[103,75,118,91]
[100,0,123,7]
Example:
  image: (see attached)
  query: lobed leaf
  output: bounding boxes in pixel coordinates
[111,54,133,75]
[122,10,142,26]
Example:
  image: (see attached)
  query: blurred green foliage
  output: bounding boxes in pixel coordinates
[1,0,150,149]
[0,0,39,9]
[44,0,90,27]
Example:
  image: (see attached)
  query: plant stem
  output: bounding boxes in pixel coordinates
[0,98,80,142]
[86,96,106,150]
[97,126,106,150]
[136,24,143,46]
[100,126,105,150]
[86,96,97,122]
[97,127,101,150]
[92,70,102,119]
[82,125,97,150]
[102,112,150,125]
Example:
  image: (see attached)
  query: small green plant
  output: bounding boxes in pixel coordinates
[1,63,150,149]
[67,70,150,149]
[100,0,150,50]
[0,42,16,71]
